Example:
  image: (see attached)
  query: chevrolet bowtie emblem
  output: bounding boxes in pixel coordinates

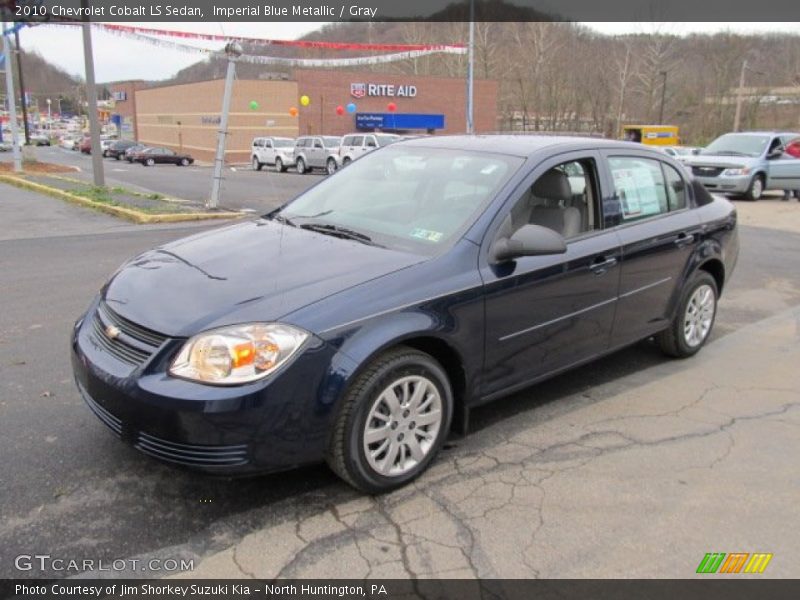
[105,325,121,340]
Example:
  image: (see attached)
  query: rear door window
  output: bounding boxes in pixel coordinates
[608,157,670,223]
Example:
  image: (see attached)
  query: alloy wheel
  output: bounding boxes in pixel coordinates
[363,375,443,477]
[683,284,715,347]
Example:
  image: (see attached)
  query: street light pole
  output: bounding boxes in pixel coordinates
[733,59,748,133]
[2,20,22,171]
[208,42,242,210]
[46,98,51,129]
[82,20,104,186]
[658,70,667,125]
[13,29,30,145]
[466,0,474,134]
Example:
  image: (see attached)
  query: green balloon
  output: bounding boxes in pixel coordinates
[249,100,259,110]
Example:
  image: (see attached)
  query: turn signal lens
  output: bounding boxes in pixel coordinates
[170,323,308,385]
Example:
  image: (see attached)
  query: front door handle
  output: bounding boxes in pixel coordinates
[589,256,618,275]
[675,233,696,248]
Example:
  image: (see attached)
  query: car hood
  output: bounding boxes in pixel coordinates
[683,154,758,168]
[103,219,425,337]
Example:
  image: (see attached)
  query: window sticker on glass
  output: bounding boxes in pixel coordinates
[612,167,661,218]
[410,228,444,243]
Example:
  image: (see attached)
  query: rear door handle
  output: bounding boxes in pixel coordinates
[675,233,696,248]
[589,256,618,275]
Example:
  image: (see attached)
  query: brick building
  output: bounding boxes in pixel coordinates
[126,70,498,162]
[108,80,148,139]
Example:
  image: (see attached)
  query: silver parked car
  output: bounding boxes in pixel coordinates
[293,135,342,175]
[683,131,800,200]
[251,136,296,172]
[338,133,401,167]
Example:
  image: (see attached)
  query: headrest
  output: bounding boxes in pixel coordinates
[532,169,572,203]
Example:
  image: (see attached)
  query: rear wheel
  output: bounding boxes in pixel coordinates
[326,157,338,175]
[145,158,155,167]
[296,157,307,174]
[656,271,718,358]
[252,156,262,171]
[180,158,190,166]
[744,174,764,201]
[327,347,453,494]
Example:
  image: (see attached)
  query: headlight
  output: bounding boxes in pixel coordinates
[169,323,308,385]
[722,167,751,176]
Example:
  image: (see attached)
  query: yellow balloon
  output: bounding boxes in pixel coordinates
[300,95,310,107]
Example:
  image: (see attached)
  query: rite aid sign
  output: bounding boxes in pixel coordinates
[351,83,418,98]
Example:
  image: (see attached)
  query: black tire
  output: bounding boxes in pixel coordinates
[180,158,190,166]
[145,158,155,167]
[296,157,306,174]
[326,157,337,175]
[275,157,284,172]
[744,174,764,201]
[656,271,718,358]
[252,156,262,171]
[327,346,453,494]
[115,154,121,161]
[343,157,352,167]
[102,150,108,157]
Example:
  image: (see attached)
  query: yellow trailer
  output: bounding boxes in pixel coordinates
[621,125,679,146]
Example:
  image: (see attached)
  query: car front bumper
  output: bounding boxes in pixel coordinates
[693,174,751,194]
[70,299,353,475]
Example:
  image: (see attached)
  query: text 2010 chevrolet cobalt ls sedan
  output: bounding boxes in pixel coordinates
[72,136,738,493]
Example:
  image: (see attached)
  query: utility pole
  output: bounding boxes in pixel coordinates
[208,42,242,210]
[733,59,748,133]
[2,21,22,171]
[466,0,475,134]
[13,29,30,145]
[658,71,667,125]
[82,20,104,186]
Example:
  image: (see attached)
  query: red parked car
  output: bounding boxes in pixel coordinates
[786,138,800,159]
[79,136,91,154]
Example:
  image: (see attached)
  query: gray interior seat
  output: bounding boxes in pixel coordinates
[529,169,582,238]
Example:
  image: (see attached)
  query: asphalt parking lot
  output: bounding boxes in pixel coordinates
[1,182,799,579]
[1,145,321,212]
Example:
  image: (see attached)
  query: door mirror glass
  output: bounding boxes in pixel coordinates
[492,224,567,262]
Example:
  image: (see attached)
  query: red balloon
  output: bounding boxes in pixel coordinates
[387,102,397,112]
[336,105,344,116]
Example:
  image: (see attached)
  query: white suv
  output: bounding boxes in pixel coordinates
[338,133,401,167]
[252,137,296,172]
[293,136,342,175]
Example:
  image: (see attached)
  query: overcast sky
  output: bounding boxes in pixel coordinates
[13,21,800,83]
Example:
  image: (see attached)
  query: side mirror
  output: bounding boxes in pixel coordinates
[492,224,567,262]
[767,148,784,159]
[691,148,700,155]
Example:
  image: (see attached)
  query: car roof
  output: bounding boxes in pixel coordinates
[396,134,663,158]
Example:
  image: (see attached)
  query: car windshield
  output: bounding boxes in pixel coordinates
[273,139,294,148]
[376,135,400,146]
[701,134,770,157]
[322,137,341,148]
[273,146,523,255]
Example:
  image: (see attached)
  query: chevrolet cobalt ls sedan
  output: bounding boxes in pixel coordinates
[72,136,738,493]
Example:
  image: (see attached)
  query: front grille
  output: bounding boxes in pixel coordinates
[692,166,724,178]
[135,432,249,467]
[89,302,167,368]
[77,382,122,437]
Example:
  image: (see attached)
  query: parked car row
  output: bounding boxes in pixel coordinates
[251,133,402,176]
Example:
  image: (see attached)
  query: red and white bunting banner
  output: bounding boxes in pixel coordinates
[95,23,465,52]
[73,24,466,67]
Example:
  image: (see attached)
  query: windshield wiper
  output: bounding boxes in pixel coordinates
[300,222,384,247]
[271,213,296,227]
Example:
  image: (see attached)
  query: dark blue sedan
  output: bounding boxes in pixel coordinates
[72,135,738,493]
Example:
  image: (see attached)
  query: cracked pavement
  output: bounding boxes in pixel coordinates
[2,186,799,580]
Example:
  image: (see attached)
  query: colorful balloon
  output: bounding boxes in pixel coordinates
[346,103,357,114]
[249,100,259,110]
[300,95,310,107]
[336,105,345,116]
[387,102,397,112]
[289,107,298,117]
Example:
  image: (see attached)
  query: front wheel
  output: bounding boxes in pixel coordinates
[327,347,453,494]
[252,156,262,171]
[145,158,155,167]
[656,271,718,358]
[744,174,764,201]
[296,157,306,174]
[326,157,338,175]
[180,158,190,166]
[275,157,284,172]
